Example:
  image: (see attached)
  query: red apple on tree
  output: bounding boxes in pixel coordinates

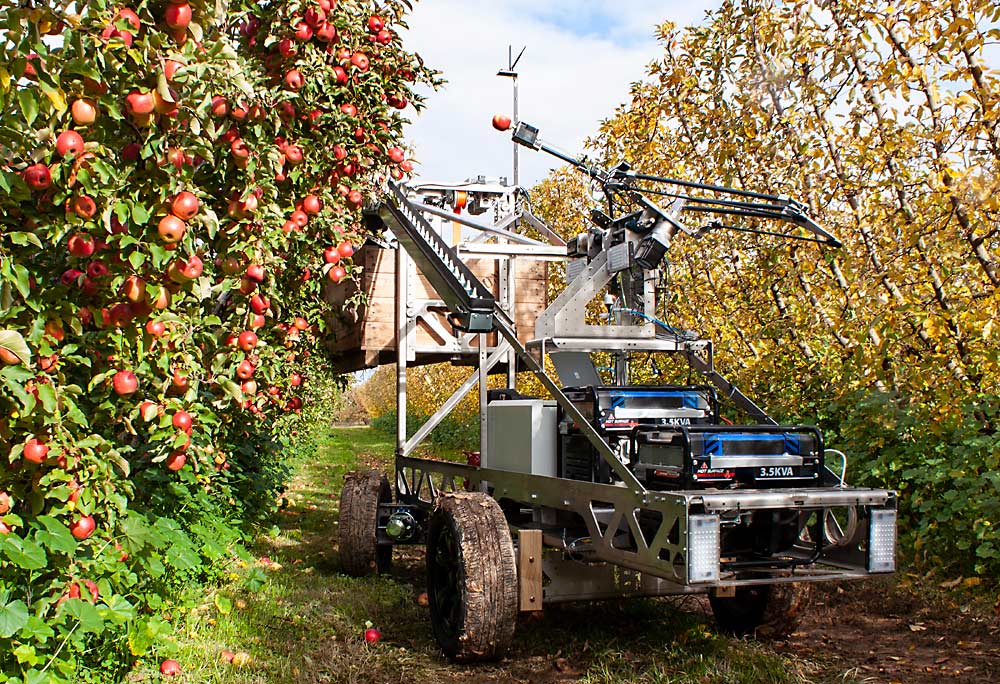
[284,69,304,91]
[245,264,265,283]
[337,242,355,259]
[146,319,166,337]
[170,191,199,220]
[165,451,186,471]
[236,359,255,380]
[71,196,98,219]
[302,194,321,215]
[112,370,138,396]
[23,163,51,191]
[71,99,98,125]
[68,233,96,257]
[323,246,341,264]
[71,515,96,540]
[125,90,155,116]
[56,130,85,157]
[328,265,347,283]
[238,331,258,351]
[173,410,193,434]
[158,215,186,243]
[164,2,192,29]
[24,438,49,464]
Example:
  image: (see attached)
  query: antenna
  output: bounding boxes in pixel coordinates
[497,45,526,188]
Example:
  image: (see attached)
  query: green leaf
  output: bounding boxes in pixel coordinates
[3,536,47,570]
[0,330,31,365]
[165,544,200,571]
[35,516,77,554]
[38,80,67,112]
[12,264,31,300]
[0,600,29,638]
[36,383,57,414]
[213,594,232,615]
[221,379,243,403]
[100,595,135,624]
[128,251,145,270]
[17,89,37,126]
[64,599,104,633]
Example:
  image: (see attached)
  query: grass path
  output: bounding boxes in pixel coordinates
[128,425,838,684]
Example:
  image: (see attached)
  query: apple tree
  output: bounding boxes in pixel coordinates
[0,0,435,679]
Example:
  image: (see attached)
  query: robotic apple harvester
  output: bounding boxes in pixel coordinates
[337,121,897,662]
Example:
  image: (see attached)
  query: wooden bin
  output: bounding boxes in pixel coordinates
[323,243,548,374]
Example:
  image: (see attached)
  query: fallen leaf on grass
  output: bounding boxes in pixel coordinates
[909,623,927,632]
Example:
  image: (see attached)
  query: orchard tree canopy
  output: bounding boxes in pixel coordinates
[0,0,436,680]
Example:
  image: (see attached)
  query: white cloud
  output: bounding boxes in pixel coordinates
[401,1,719,189]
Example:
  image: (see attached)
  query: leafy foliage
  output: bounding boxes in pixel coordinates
[0,0,435,680]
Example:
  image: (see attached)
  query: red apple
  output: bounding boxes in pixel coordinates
[164,2,192,29]
[367,15,384,32]
[159,659,181,676]
[291,210,309,227]
[72,195,98,219]
[249,294,269,314]
[236,359,255,380]
[302,194,321,215]
[364,627,381,644]
[56,130,85,157]
[284,145,304,166]
[293,20,313,41]
[170,191,199,220]
[328,265,347,283]
[172,410,193,434]
[70,515,96,540]
[112,370,138,396]
[23,438,49,464]
[337,242,355,258]
[211,95,228,117]
[121,274,146,303]
[125,90,155,116]
[165,451,186,471]
[316,21,337,42]
[23,163,51,191]
[284,69,304,91]
[146,319,166,337]
[71,99,98,125]
[323,246,341,264]
[492,113,512,131]
[388,147,405,163]
[238,330,258,351]
[67,233,95,257]
[158,215,186,243]
[245,264,265,283]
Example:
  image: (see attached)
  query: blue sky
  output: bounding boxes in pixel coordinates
[402,1,720,188]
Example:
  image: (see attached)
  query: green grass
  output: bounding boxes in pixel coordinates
[126,425,822,684]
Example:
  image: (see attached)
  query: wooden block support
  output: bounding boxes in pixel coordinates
[518,529,544,612]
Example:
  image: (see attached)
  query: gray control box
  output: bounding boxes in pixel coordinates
[486,400,557,476]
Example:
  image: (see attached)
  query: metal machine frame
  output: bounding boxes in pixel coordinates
[348,123,896,655]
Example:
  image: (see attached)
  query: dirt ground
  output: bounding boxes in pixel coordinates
[774,578,1000,684]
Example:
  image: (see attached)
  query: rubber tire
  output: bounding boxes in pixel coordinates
[709,580,811,639]
[426,492,518,662]
[338,470,392,577]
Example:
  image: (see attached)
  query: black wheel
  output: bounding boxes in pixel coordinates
[709,579,810,639]
[338,470,392,576]
[426,492,518,662]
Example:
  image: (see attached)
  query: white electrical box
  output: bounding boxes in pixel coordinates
[486,400,557,476]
